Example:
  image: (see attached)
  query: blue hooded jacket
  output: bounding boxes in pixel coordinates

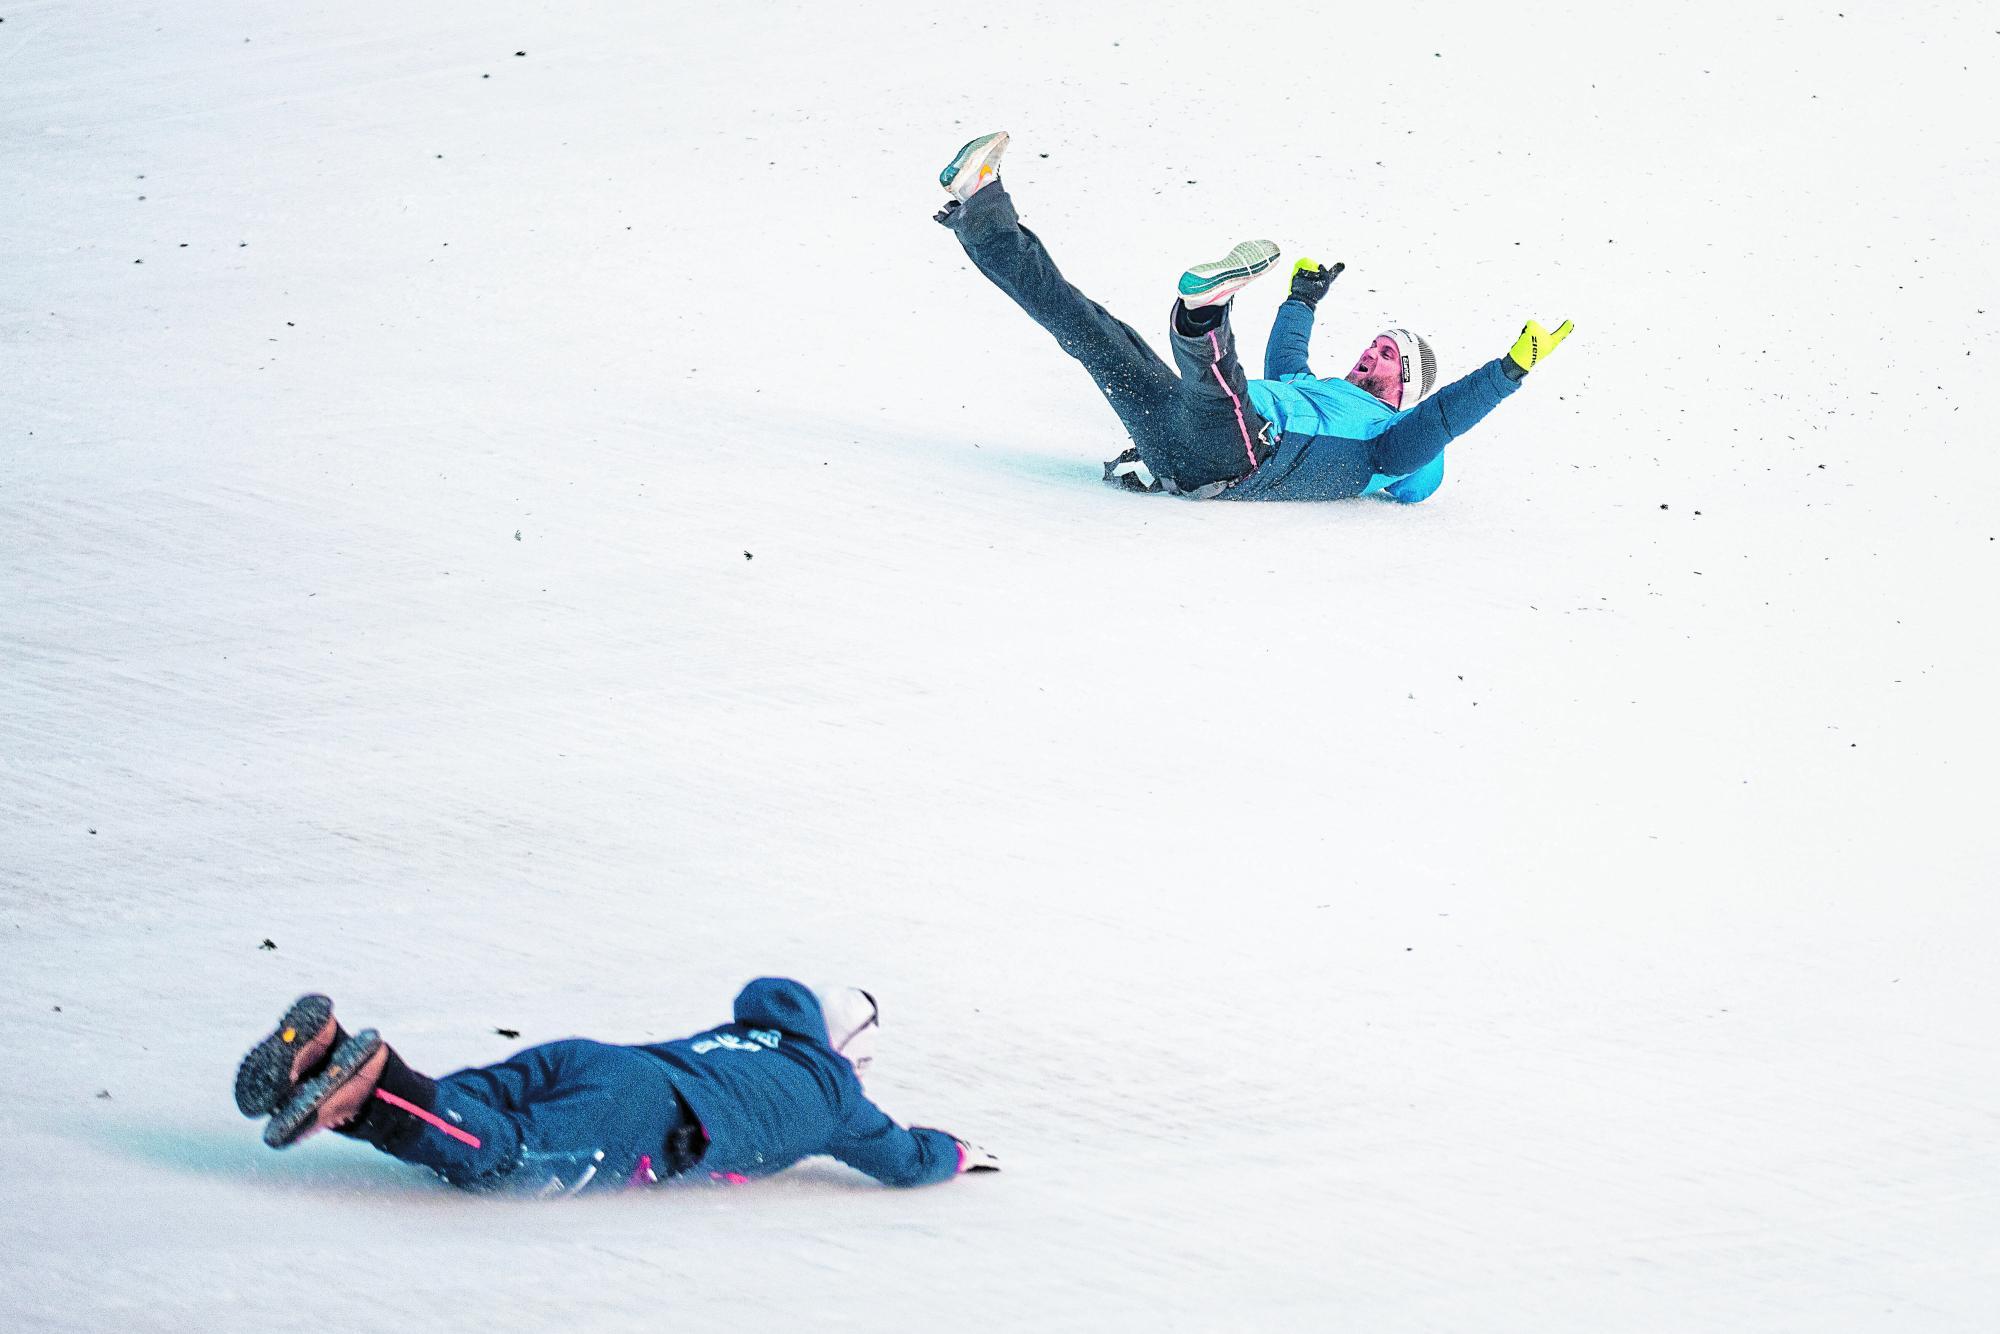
[641,977,961,1187]
[1232,299,1521,502]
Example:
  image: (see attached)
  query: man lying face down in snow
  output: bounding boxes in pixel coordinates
[234,978,999,1195]
[934,131,1575,502]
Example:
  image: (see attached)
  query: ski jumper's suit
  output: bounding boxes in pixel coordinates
[938,182,1523,500]
[338,978,962,1195]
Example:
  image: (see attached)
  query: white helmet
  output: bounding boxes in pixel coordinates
[816,986,880,1077]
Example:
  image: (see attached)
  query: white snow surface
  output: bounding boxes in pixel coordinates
[4,2,1998,1330]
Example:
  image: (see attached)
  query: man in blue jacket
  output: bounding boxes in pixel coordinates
[934,130,1574,501]
[233,979,997,1195]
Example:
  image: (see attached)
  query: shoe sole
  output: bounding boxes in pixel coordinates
[233,993,336,1117]
[263,1028,383,1149]
[939,131,1008,199]
[1178,240,1282,304]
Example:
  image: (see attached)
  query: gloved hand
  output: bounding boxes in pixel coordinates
[1103,447,1160,493]
[955,1140,1001,1173]
[1287,257,1344,309]
[1505,319,1574,377]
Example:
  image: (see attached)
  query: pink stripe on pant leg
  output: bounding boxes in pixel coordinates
[373,1087,482,1148]
[1206,329,1259,470]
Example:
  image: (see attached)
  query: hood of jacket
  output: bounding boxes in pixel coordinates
[732,976,830,1045]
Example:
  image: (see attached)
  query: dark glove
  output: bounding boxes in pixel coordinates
[1287,258,1344,309]
[1103,447,1162,493]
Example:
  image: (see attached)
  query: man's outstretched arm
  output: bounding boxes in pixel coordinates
[827,1095,994,1188]
[1369,318,1574,476]
[1262,259,1342,380]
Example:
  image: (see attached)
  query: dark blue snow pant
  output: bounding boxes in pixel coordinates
[940,183,1273,493]
[381,1039,699,1195]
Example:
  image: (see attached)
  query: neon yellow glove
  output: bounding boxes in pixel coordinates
[1506,319,1574,375]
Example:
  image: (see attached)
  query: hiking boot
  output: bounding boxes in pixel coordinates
[233,993,345,1117]
[939,131,1009,202]
[1177,239,1282,309]
[263,1029,386,1148]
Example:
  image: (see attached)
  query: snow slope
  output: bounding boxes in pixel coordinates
[3,2,1996,1330]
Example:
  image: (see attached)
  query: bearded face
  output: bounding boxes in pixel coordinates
[1344,334,1405,409]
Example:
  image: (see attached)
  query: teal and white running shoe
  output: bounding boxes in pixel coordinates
[939,131,1009,202]
[1177,239,1282,309]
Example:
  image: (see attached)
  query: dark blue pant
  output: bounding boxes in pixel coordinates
[942,184,1271,492]
[387,1039,688,1195]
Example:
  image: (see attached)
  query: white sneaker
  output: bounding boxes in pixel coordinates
[939,131,1009,202]
[1177,239,1282,309]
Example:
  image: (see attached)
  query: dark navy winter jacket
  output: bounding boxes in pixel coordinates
[642,977,961,1187]
[1231,298,1521,502]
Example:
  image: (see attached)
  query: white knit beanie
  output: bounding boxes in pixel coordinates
[1382,328,1438,406]
[816,986,880,1077]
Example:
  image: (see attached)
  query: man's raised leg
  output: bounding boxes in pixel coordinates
[1153,239,1284,492]
[935,139,1177,463]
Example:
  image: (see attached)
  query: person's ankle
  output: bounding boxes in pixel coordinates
[335,1045,437,1147]
[1174,300,1226,336]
